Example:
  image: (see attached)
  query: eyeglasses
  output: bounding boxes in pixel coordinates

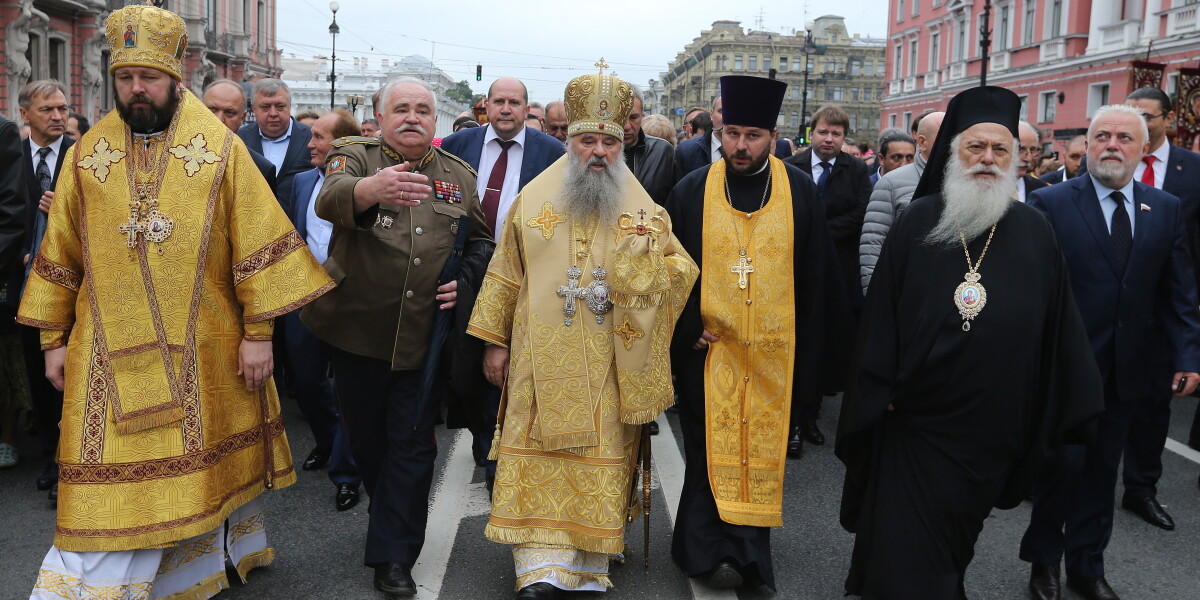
[1140,111,1167,121]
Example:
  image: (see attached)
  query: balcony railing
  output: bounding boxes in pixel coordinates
[1040,38,1066,61]
[924,71,938,88]
[1165,3,1200,36]
[948,62,967,81]
[889,80,902,95]
[903,76,917,92]
[1099,20,1142,50]
[990,51,1010,72]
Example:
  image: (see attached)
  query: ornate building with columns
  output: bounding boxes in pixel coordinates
[2,0,280,125]
[881,0,1200,154]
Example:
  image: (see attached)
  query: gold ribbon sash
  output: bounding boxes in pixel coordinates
[700,156,796,527]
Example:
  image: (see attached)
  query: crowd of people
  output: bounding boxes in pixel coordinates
[5,5,1200,600]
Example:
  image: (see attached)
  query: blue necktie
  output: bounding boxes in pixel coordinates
[1110,191,1132,277]
[817,161,832,201]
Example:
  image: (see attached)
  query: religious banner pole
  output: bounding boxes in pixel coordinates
[978,0,993,87]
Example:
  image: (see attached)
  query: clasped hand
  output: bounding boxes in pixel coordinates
[354,162,432,214]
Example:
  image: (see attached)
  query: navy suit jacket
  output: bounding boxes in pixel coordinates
[1039,168,1067,185]
[1159,144,1200,287]
[237,119,313,214]
[440,125,564,190]
[248,147,279,196]
[22,136,75,256]
[675,130,713,176]
[288,168,321,237]
[1028,176,1200,402]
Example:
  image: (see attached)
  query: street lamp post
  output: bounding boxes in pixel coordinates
[798,22,817,143]
[328,2,340,110]
[979,0,993,86]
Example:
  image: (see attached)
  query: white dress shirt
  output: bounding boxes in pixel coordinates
[476,125,527,227]
[811,153,838,181]
[1132,140,1170,189]
[710,132,723,163]
[28,135,65,180]
[1016,177,1027,203]
[1091,175,1137,237]
[305,172,333,264]
[259,119,294,174]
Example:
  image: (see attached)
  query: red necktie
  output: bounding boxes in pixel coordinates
[1141,155,1156,187]
[482,140,516,237]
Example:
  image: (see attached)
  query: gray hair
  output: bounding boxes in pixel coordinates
[629,83,644,108]
[1088,104,1149,145]
[19,79,67,109]
[252,78,291,103]
[203,78,245,104]
[379,77,438,112]
[1019,121,1041,143]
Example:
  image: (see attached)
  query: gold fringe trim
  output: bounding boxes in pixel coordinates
[113,406,184,435]
[158,570,229,600]
[486,423,502,461]
[485,523,625,555]
[538,431,599,452]
[514,566,613,592]
[620,403,668,426]
[234,547,276,583]
[467,324,508,347]
[610,290,666,310]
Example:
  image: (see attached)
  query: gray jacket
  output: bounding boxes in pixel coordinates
[859,153,926,294]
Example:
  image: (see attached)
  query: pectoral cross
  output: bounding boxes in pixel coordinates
[557,266,586,326]
[731,254,755,290]
[120,214,144,249]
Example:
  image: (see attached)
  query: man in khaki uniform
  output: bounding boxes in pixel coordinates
[301,76,493,597]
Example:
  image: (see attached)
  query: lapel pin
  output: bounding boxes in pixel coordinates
[1140,203,1151,212]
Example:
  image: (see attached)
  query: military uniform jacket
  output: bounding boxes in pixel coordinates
[302,136,492,370]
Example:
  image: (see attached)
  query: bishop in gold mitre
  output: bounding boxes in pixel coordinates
[466,68,697,599]
[21,4,332,598]
[664,75,852,592]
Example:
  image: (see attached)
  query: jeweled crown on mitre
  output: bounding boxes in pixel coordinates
[564,61,633,139]
[105,2,189,81]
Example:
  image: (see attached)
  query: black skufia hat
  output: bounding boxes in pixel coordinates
[913,86,1021,199]
[720,75,788,130]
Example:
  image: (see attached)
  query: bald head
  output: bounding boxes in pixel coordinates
[486,77,529,140]
[203,79,247,132]
[916,111,945,160]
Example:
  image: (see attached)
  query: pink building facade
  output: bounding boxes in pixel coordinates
[881,0,1200,154]
[2,0,281,125]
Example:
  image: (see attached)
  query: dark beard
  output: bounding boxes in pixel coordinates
[115,83,180,134]
[725,147,770,175]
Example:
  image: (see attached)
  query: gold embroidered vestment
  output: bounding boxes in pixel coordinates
[17,91,334,552]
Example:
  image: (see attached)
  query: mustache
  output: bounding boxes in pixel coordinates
[587,156,609,168]
[1097,150,1124,161]
[128,93,154,107]
[393,123,428,135]
[965,163,1005,177]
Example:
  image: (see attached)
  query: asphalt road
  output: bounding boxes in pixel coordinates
[4,394,1200,600]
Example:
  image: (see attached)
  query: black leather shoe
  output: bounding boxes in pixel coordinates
[302,448,329,471]
[1120,495,1175,530]
[801,421,826,445]
[486,475,495,496]
[648,420,660,435]
[1029,563,1061,600]
[787,426,803,459]
[373,562,416,596]
[515,582,558,599]
[36,462,57,491]
[1066,575,1120,600]
[335,483,359,511]
[707,561,743,589]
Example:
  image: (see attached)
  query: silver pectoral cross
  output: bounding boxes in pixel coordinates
[731,254,755,290]
[120,214,144,249]
[557,266,585,326]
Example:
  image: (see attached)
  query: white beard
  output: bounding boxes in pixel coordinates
[925,152,1018,248]
[1088,150,1137,189]
[561,144,627,223]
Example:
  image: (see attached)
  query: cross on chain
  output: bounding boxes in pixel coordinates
[557,269,587,325]
[731,256,755,290]
[120,214,145,248]
[637,208,647,220]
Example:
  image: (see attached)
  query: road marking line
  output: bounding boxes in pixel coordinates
[654,417,738,600]
[1165,437,1200,465]
[413,428,480,599]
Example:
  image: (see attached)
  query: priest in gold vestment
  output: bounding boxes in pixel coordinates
[467,71,698,600]
[665,76,852,592]
[20,5,332,599]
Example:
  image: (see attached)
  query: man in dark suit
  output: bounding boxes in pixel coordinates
[675,96,723,176]
[0,114,27,472]
[783,104,872,455]
[1021,104,1200,600]
[1040,135,1087,185]
[1018,121,1050,202]
[439,76,563,489]
[202,79,277,193]
[16,80,74,497]
[1122,86,1200,517]
[237,78,312,213]
[283,109,363,511]
[624,84,679,206]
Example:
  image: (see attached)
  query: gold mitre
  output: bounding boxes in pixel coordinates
[105,2,189,81]
[564,65,633,139]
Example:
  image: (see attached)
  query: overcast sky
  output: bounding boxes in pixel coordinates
[277,0,887,103]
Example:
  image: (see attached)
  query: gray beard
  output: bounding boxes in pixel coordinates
[560,147,627,223]
[925,155,1017,248]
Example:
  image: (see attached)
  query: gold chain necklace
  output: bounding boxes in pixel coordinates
[556,216,611,326]
[120,132,175,257]
[722,164,772,290]
[954,223,998,331]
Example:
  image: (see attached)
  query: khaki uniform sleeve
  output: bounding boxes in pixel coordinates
[315,145,372,229]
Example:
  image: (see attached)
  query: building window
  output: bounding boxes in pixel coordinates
[997,5,1010,51]
[912,0,919,16]
[244,0,252,32]
[792,86,801,99]
[48,37,66,82]
[1049,0,1063,38]
[1088,83,1110,118]
[851,113,859,132]
[1039,91,1056,123]
[26,32,42,80]
[929,33,940,71]
[790,112,800,128]
[1019,95,1028,121]
[833,33,840,43]
[779,57,788,72]
[748,55,757,71]
[877,61,885,76]
[903,112,913,130]
[851,88,859,101]
[894,43,903,78]
[909,39,918,75]
[1168,72,1180,97]
[851,59,862,76]
[764,55,772,72]
[890,114,898,128]
[793,57,802,71]
[955,19,967,61]
[865,59,873,74]
[827,87,844,101]
[1023,0,1036,45]
[898,0,905,21]
[734,55,743,70]
[257,1,266,44]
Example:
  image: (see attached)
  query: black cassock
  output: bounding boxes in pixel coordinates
[665,161,851,590]
[835,195,1102,599]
